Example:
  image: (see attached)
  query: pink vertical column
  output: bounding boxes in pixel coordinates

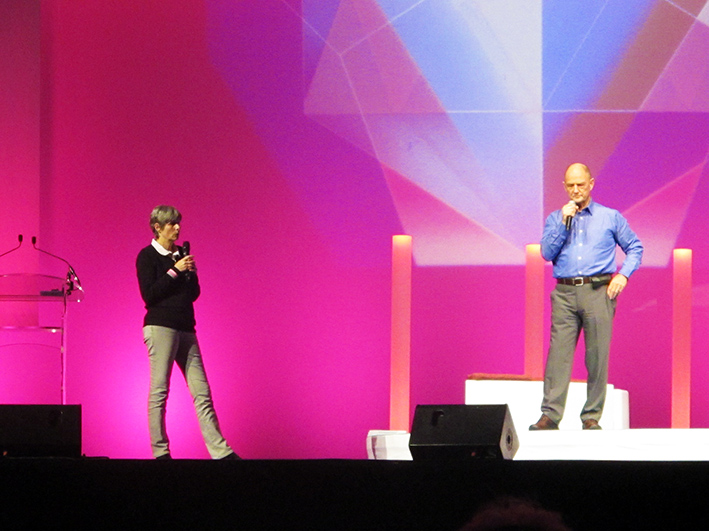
[525,244,545,379]
[671,249,692,429]
[390,235,412,431]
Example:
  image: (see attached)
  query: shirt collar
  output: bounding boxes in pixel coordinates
[151,239,178,258]
[581,200,595,214]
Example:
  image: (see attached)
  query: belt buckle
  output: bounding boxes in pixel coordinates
[572,276,585,286]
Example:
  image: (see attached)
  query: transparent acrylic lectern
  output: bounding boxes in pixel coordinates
[0,273,84,404]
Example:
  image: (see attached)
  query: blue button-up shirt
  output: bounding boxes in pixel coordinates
[541,201,643,279]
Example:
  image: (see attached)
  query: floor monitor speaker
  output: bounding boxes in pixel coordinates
[0,405,81,458]
[409,404,518,460]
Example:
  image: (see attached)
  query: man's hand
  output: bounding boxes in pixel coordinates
[606,274,627,300]
[561,201,579,225]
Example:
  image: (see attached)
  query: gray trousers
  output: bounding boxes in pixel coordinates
[541,282,616,424]
[143,325,233,459]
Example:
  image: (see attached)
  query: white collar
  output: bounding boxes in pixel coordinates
[151,239,178,258]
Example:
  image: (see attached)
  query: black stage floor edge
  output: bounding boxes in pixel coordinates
[1,458,708,530]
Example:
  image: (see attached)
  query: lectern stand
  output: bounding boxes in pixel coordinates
[0,273,83,404]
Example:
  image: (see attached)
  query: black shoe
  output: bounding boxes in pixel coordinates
[220,452,241,460]
[155,453,172,460]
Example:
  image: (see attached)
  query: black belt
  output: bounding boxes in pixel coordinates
[557,274,612,286]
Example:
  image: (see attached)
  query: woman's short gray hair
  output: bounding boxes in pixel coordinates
[150,205,182,237]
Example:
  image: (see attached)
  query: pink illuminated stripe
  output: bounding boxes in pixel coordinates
[390,235,412,431]
[597,2,693,109]
[671,249,692,429]
[524,244,545,379]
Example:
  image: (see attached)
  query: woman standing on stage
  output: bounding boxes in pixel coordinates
[136,205,238,460]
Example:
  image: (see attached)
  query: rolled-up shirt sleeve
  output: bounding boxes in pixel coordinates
[540,211,568,262]
[614,211,643,278]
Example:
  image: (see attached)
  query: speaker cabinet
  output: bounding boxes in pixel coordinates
[409,404,518,461]
[0,405,81,458]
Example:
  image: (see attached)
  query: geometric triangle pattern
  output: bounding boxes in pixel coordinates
[303,0,709,266]
[622,161,705,267]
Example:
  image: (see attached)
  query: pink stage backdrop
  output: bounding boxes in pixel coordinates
[0,1,708,459]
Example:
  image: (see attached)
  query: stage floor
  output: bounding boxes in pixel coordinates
[367,428,709,461]
[2,457,709,530]
[518,428,709,460]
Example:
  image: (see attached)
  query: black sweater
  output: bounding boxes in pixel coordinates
[136,244,200,332]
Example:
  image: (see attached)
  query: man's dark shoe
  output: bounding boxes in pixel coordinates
[220,452,241,460]
[582,419,602,430]
[155,453,172,460]
[529,415,559,431]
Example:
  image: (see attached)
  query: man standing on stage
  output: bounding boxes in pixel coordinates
[530,163,643,431]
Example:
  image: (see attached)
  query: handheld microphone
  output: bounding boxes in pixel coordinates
[31,236,82,295]
[565,202,580,231]
[181,241,192,279]
[0,234,24,260]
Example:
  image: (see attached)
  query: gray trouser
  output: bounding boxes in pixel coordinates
[143,325,233,458]
[541,282,616,424]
